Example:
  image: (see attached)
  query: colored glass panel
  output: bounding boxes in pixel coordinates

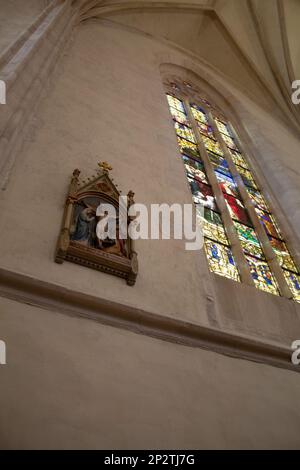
[177,137,200,158]
[215,170,239,197]
[197,206,229,245]
[191,104,208,124]
[233,221,265,259]
[223,193,252,225]
[182,155,208,184]
[174,122,196,143]
[207,152,229,173]
[237,166,258,189]
[221,133,238,151]
[204,239,240,281]
[167,94,185,113]
[283,270,300,302]
[203,206,223,226]
[215,118,231,137]
[169,106,189,126]
[196,121,214,138]
[207,151,231,176]
[255,208,282,239]
[188,178,218,211]
[268,237,298,272]
[246,255,279,295]
[201,135,223,156]
[228,149,249,169]
[247,187,269,212]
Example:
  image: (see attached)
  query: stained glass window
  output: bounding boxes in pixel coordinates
[223,193,252,226]
[233,221,265,259]
[283,271,300,302]
[199,207,229,246]
[245,255,279,295]
[196,121,215,139]
[215,100,299,301]
[228,149,249,169]
[207,152,231,176]
[247,187,269,212]
[165,91,299,301]
[201,135,223,156]
[182,155,208,184]
[167,95,185,113]
[255,208,282,239]
[177,137,199,158]
[169,106,189,126]
[215,118,231,137]
[204,239,240,281]
[237,166,258,189]
[174,122,196,143]
[191,104,208,124]
[215,171,239,198]
[268,237,298,272]
[189,178,218,211]
[220,133,238,151]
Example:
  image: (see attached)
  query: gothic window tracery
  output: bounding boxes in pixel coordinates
[165,78,300,302]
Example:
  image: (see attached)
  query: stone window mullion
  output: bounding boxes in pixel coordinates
[207,110,293,299]
[184,99,254,286]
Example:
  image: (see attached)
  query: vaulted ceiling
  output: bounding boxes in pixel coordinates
[0,0,46,53]
[73,0,300,134]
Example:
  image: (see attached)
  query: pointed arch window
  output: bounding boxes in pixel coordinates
[165,80,300,302]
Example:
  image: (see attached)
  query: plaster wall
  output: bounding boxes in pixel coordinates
[0,296,300,449]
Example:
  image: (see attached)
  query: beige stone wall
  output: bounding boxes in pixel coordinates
[0,296,300,449]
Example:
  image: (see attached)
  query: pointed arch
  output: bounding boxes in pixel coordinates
[160,64,300,301]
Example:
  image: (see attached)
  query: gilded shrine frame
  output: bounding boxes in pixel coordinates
[55,162,138,286]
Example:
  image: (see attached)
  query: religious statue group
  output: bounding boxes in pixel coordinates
[71,199,127,257]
